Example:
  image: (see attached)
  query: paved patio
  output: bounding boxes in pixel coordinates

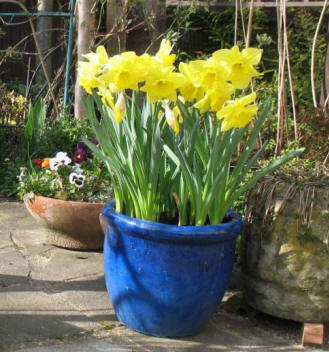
[0,200,326,351]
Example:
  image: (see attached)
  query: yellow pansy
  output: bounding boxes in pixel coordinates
[213,46,262,90]
[216,92,258,131]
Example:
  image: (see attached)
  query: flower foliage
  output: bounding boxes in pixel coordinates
[18,144,112,203]
[79,41,303,225]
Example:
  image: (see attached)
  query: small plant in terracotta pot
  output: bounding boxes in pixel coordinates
[18,143,112,250]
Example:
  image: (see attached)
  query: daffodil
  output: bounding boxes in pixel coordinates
[101,52,144,91]
[198,58,231,91]
[155,39,176,67]
[179,61,204,102]
[141,68,185,103]
[194,86,231,114]
[216,93,258,131]
[84,45,109,66]
[213,46,262,90]
[78,46,110,94]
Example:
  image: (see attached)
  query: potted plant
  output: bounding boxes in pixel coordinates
[18,141,112,250]
[78,40,303,336]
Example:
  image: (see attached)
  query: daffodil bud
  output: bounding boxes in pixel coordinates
[115,92,126,112]
[165,104,180,134]
[113,92,126,123]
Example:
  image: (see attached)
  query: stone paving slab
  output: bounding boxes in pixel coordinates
[0,201,327,352]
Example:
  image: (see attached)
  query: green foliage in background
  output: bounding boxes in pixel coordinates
[0,85,26,125]
[168,6,327,110]
[0,107,94,199]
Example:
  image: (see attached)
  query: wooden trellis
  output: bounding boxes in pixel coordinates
[167,0,327,7]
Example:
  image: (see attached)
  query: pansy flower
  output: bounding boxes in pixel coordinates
[50,152,72,171]
[73,149,87,164]
[69,172,86,188]
[41,158,51,168]
[33,158,42,168]
[17,167,26,182]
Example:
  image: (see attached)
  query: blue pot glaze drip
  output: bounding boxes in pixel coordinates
[102,200,242,337]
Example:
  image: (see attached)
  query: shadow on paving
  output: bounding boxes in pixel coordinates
[0,274,106,292]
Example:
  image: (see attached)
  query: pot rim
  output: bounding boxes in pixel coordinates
[102,200,242,244]
[24,194,106,206]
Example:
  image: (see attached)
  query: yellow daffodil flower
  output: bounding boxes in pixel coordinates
[198,58,230,91]
[141,68,185,103]
[194,93,211,114]
[213,46,262,90]
[100,52,144,92]
[78,46,110,94]
[155,39,176,67]
[216,92,258,131]
[84,45,109,65]
[179,61,204,102]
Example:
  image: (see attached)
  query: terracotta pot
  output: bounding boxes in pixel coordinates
[24,195,105,250]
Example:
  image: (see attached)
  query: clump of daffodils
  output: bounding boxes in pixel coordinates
[79,41,302,225]
[78,40,262,131]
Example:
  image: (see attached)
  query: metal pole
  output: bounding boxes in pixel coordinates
[0,12,71,17]
[63,0,75,111]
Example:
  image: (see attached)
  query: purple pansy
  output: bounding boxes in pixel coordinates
[73,149,87,164]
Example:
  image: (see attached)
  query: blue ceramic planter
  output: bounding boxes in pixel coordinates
[102,200,242,337]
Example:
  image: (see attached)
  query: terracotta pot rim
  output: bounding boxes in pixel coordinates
[25,194,106,206]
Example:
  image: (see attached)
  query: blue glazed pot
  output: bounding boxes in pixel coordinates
[102,200,242,337]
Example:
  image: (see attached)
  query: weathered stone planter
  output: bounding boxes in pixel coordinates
[24,195,105,250]
[242,177,329,323]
